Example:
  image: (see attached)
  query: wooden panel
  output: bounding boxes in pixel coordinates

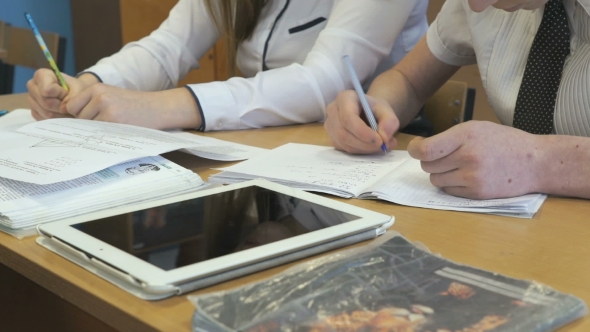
[1,24,60,69]
[119,0,220,85]
[70,0,123,73]
[424,80,467,135]
[0,21,6,59]
[119,0,177,43]
[0,263,116,332]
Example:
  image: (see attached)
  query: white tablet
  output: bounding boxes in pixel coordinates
[36,179,394,300]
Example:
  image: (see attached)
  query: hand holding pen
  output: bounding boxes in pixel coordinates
[324,55,399,154]
[342,55,387,153]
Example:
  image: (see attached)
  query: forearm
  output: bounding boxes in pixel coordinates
[367,37,460,129]
[367,69,424,128]
[535,135,590,198]
[153,88,202,130]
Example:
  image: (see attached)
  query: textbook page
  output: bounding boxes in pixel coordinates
[0,155,206,231]
[0,109,267,167]
[211,143,408,197]
[0,118,199,185]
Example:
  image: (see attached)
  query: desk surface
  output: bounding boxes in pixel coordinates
[1,94,589,331]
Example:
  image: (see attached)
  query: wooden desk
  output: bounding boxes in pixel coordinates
[1,94,589,331]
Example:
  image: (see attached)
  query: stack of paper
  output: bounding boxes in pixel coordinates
[0,109,266,185]
[0,110,271,237]
[209,143,546,218]
[0,155,209,238]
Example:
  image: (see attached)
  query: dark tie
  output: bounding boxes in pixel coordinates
[513,0,570,134]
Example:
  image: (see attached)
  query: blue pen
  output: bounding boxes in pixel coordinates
[0,110,8,117]
[342,55,387,153]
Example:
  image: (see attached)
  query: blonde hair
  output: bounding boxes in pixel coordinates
[204,0,269,76]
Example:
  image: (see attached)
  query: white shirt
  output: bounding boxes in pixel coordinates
[85,0,428,131]
[427,0,590,136]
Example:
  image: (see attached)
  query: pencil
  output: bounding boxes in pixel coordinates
[24,12,69,91]
[342,55,387,153]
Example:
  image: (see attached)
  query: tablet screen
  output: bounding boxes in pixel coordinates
[71,186,360,271]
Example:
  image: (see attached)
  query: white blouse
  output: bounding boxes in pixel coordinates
[85,0,428,131]
[427,0,590,136]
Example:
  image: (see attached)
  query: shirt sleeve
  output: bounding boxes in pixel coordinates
[83,0,219,91]
[426,0,477,67]
[190,0,418,131]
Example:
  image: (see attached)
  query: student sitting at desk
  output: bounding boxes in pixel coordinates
[324,0,590,200]
[26,0,427,131]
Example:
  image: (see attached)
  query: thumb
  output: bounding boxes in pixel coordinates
[60,74,87,113]
[368,97,400,149]
[407,127,464,161]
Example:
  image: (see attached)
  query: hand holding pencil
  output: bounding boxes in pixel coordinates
[24,12,101,121]
[24,12,69,91]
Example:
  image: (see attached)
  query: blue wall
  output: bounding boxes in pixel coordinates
[0,0,75,93]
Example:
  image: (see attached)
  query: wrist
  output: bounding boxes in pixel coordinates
[77,73,101,89]
[528,134,560,195]
[154,88,202,130]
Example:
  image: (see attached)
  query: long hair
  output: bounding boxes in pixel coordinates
[204,0,269,76]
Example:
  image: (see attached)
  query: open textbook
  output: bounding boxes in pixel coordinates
[209,143,547,218]
[0,109,267,185]
[0,155,211,238]
[189,232,587,331]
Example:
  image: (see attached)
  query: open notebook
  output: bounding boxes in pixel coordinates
[209,143,546,218]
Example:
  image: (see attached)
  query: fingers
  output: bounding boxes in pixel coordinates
[27,69,71,118]
[429,170,489,199]
[371,98,400,150]
[34,69,69,99]
[419,152,460,174]
[63,85,96,118]
[337,92,384,151]
[77,96,104,120]
[325,91,397,154]
[27,81,61,112]
[27,95,72,119]
[429,168,469,188]
[407,126,466,162]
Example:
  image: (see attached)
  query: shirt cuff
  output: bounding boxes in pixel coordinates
[83,63,128,88]
[76,71,103,83]
[426,21,477,67]
[186,81,241,131]
[183,86,206,131]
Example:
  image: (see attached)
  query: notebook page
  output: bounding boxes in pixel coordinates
[364,158,545,209]
[214,143,408,197]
